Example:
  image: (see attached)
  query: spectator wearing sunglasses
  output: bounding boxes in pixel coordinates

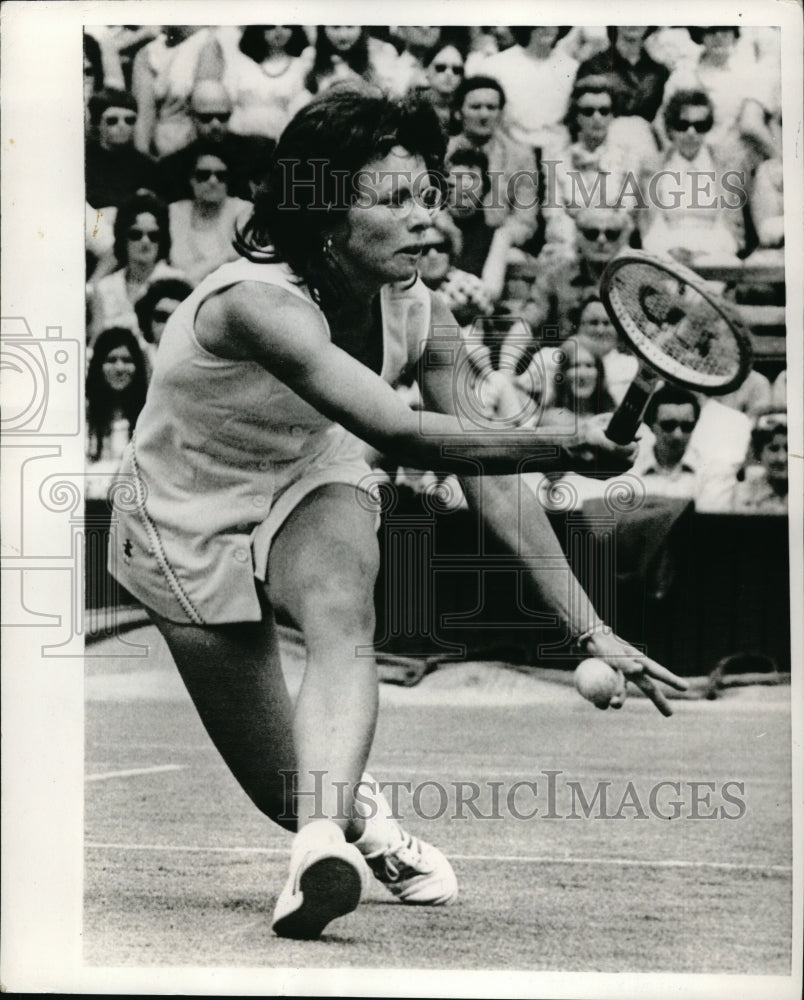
[420,43,467,135]
[727,409,788,513]
[131,26,236,158]
[657,27,777,172]
[631,385,735,509]
[575,28,669,123]
[168,145,251,286]
[641,89,743,265]
[523,206,634,348]
[88,190,183,344]
[86,89,158,210]
[155,81,257,203]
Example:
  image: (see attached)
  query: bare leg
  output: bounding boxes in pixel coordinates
[147,606,298,830]
[265,483,381,835]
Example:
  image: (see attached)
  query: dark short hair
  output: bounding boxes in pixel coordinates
[446,144,492,196]
[422,39,469,68]
[455,74,506,110]
[750,408,787,459]
[134,277,193,342]
[565,77,617,139]
[663,88,713,133]
[644,385,701,427]
[687,26,740,46]
[88,87,138,126]
[238,25,309,62]
[113,190,171,266]
[234,90,446,310]
[510,26,571,48]
[188,142,234,178]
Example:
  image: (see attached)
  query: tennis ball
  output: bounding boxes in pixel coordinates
[574,657,626,710]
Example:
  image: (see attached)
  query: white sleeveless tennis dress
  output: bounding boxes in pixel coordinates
[109,256,432,624]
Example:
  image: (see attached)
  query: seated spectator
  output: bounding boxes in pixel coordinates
[131,26,229,157]
[447,75,539,234]
[387,27,469,98]
[556,78,632,217]
[168,146,251,286]
[223,26,311,140]
[658,26,777,172]
[575,27,669,122]
[133,276,193,369]
[641,89,743,265]
[629,385,735,509]
[516,295,638,408]
[302,26,398,96]
[88,190,182,343]
[85,88,158,210]
[445,146,532,289]
[728,409,788,513]
[481,27,576,152]
[538,334,617,426]
[444,145,496,275]
[85,327,149,500]
[155,80,257,202]
[524,205,634,342]
[420,41,466,135]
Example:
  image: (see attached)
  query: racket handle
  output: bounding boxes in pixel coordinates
[605,380,654,445]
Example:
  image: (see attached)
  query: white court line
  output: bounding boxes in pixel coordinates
[84,842,791,874]
[85,765,186,782]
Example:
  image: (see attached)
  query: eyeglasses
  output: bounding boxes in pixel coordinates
[102,114,137,126]
[152,309,174,323]
[379,184,444,217]
[579,227,624,242]
[673,118,713,134]
[657,419,695,433]
[194,111,232,124]
[433,63,464,75]
[577,105,612,118]
[193,168,228,181]
[128,228,160,242]
[755,412,787,432]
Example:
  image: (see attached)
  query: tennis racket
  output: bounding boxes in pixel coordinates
[599,251,753,445]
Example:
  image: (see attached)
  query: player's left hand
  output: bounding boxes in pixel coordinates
[583,629,689,716]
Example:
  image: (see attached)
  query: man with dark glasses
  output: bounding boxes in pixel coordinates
[155,80,258,202]
[85,88,157,210]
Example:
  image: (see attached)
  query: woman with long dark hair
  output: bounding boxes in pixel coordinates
[110,89,684,940]
[86,327,149,499]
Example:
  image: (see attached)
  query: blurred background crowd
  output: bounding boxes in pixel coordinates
[84,24,788,516]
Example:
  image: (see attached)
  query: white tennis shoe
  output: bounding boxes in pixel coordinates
[364,828,458,905]
[271,840,365,940]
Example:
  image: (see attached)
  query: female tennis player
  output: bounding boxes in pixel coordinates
[110,89,687,940]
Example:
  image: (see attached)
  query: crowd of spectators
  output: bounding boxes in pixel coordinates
[85,24,788,517]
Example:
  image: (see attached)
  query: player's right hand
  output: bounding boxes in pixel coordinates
[565,414,638,478]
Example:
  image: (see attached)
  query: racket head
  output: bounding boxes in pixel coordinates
[600,251,753,395]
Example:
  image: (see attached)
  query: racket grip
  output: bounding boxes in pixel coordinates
[605,381,653,445]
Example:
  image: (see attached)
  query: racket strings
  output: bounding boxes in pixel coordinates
[608,263,743,387]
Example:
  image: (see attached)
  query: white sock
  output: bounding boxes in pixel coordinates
[353,773,403,856]
[292,818,345,861]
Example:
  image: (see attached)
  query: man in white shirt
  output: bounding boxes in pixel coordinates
[633,385,735,510]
